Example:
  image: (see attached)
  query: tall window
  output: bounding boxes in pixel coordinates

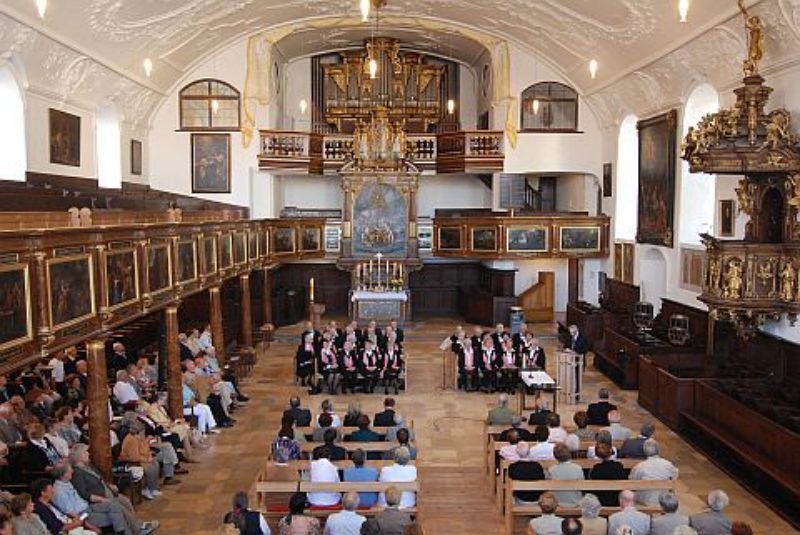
[0,68,26,181]
[179,79,240,130]
[615,115,639,241]
[679,84,719,244]
[520,82,578,131]
[96,106,121,189]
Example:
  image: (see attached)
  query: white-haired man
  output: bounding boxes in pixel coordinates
[486,393,517,425]
[607,489,651,535]
[629,439,679,506]
[324,492,365,535]
[689,490,732,535]
[112,370,139,406]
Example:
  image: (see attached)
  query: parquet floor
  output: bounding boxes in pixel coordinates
[136,319,799,535]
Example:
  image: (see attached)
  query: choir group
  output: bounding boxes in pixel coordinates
[295,320,405,395]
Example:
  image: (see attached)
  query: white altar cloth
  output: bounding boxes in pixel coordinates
[350,290,408,302]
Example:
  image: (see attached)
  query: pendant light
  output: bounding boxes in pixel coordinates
[678,0,689,23]
[360,0,371,22]
[589,59,598,79]
[35,0,47,18]
[533,99,540,114]
[447,99,455,115]
[143,58,153,77]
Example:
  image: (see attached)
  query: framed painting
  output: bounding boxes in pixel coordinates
[560,226,601,252]
[191,133,231,193]
[220,234,233,269]
[438,227,462,251]
[603,162,613,197]
[324,225,341,253]
[146,244,172,295]
[248,232,258,260]
[507,226,548,252]
[0,263,32,351]
[637,110,677,247]
[202,236,218,275]
[49,109,81,167]
[471,227,498,252]
[131,139,143,175]
[47,255,95,329]
[104,248,139,310]
[417,224,433,252]
[301,227,321,252]
[719,199,735,238]
[176,240,198,284]
[233,233,247,265]
[273,227,295,254]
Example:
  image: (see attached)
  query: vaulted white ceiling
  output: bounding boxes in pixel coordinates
[0,0,760,95]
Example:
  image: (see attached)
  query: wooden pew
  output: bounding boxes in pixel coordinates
[296,422,415,441]
[299,441,402,456]
[503,479,677,535]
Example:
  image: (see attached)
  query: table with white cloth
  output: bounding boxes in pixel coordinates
[518,370,559,415]
[350,290,408,320]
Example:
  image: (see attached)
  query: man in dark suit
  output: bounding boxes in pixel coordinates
[586,388,617,426]
[313,428,347,461]
[346,415,383,442]
[619,422,656,458]
[282,396,312,427]
[374,397,397,427]
[512,323,529,354]
[499,415,534,441]
[567,324,589,354]
[491,323,507,355]
[389,320,404,345]
[507,442,545,503]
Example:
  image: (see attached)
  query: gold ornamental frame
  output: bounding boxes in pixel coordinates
[0,262,33,352]
[176,239,199,285]
[102,247,140,312]
[145,242,173,297]
[559,226,602,253]
[46,253,96,331]
[506,225,549,253]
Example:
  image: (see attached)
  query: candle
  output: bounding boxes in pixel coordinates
[309,277,315,302]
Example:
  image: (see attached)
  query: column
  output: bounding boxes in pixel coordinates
[568,258,580,305]
[86,339,112,480]
[209,285,226,364]
[164,305,183,420]
[261,267,273,327]
[239,273,254,353]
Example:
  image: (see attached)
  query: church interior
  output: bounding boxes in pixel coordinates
[0,0,799,534]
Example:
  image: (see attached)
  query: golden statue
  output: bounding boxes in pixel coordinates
[723,258,744,299]
[738,0,764,76]
[779,261,796,301]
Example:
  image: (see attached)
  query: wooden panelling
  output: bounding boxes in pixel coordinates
[271,263,351,325]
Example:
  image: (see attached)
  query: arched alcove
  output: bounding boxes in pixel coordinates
[615,114,639,241]
[96,106,122,189]
[679,84,719,243]
[640,247,667,311]
[0,67,27,181]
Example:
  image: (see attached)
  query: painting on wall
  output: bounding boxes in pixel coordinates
[325,225,341,253]
[191,134,231,193]
[177,240,197,283]
[507,226,548,252]
[47,255,94,329]
[438,227,462,250]
[49,109,81,167]
[352,183,407,257]
[719,199,735,238]
[233,233,247,264]
[603,162,613,197]
[614,241,635,283]
[131,140,143,175]
[560,226,601,252]
[637,110,677,247]
[417,224,433,252]
[220,234,233,268]
[202,237,217,275]
[273,227,295,254]
[0,264,32,351]
[471,227,498,252]
[147,244,172,294]
[301,228,321,252]
[104,249,138,309]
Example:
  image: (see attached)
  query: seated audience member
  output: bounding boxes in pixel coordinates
[729,521,753,535]
[689,490,732,535]
[628,439,678,506]
[119,422,176,500]
[586,430,617,461]
[379,447,416,509]
[284,397,312,427]
[0,403,24,446]
[604,411,632,442]
[577,494,607,535]
[530,425,555,461]
[22,423,61,477]
[312,413,339,443]
[618,423,655,459]
[563,434,581,455]
[316,400,341,428]
[374,486,411,535]
[385,414,415,442]
[54,407,82,447]
[112,370,140,406]
[499,430,522,461]
[508,442,544,505]
[650,491,688,535]
[673,528,699,535]
[546,443,584,507]
[546,413,567,443]
[142,394,197,458]
[343,449,379,508]
[527,392,553,426]
[588,442,625,507]
[308,448,341,507]
[586,389,616,426]
[182,379,217,435]
[223,491,269,535]
[346,415,383,443]
[572,411,595,441]
[374,398,397,427]
[278,493,320,535]
[69,444,158,535]
[343,402,363,427]
[10,493,50,535]
[500,415,534,442]
[274,417,302,462]
[607,490,650,535]
[486,394,516,426]
[324,492,365,535]
[385,428,417,461]
[30,478,92,535]
[528,491,563,535]
[561,518,582,535]
[313,429,346,462]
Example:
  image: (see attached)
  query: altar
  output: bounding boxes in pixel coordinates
[351,290,408,320]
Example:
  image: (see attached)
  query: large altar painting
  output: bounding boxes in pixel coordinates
[637,110,677,247]
[353,182,407,257]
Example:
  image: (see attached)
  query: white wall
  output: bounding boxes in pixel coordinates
[283,58,312,131]
[279,174,342,211]
[459,64,478,130]
[417,175,491,218]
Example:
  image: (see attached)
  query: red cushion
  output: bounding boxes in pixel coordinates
[265,506,289,513]
[309,504,343,511]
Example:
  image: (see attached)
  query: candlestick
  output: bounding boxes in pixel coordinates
[309,277,315,302]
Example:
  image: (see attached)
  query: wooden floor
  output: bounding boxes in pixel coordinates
[137,319,799,535]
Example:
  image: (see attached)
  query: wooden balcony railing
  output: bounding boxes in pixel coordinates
[437,130,504,174]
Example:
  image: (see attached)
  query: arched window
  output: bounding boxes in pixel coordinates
[679,84,719,244]
[0,67,26,181]
[179,79,240,130]
[96,106,122,189]
[520,82,578,131]
[615,114,639,241]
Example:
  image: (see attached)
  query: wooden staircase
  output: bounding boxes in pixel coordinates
[518,271,555,322]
